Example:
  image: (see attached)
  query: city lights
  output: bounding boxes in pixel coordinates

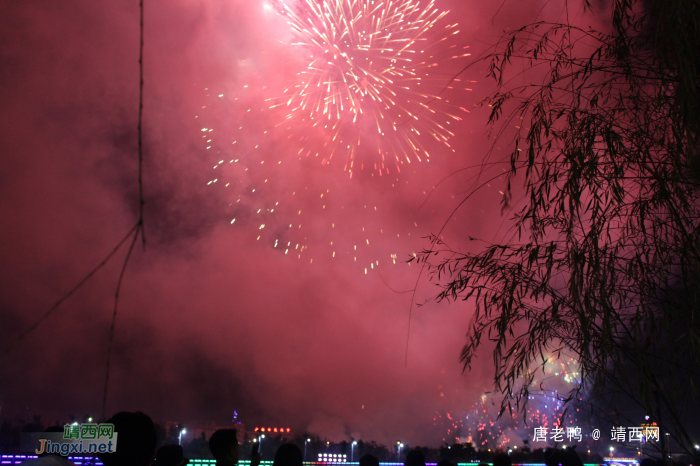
[318,453,348,463]
[254,427,291,433]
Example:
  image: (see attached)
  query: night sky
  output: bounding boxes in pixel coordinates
[0,0,601,446]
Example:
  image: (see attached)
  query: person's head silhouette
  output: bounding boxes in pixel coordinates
[98,411,157,466]
[209,429,239,466]
[273,444,303,466]
[360,454,380,466]
[405,449,426,466]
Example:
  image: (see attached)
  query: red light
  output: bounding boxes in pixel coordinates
[254,428,259,432]
[286,428,290,433]
[274,428,278,433]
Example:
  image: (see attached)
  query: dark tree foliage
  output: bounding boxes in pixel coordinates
[417,0,700,459]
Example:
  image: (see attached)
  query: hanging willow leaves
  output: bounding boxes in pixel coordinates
[420,0,700,459]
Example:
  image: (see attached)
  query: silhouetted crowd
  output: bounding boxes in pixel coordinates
[18,411,677,466]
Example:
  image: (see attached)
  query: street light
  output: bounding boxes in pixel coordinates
[305,438,311,461]
[351,441,357,462]
[179,428,187,446]
[609,447,614,457]
[397,442,404,461]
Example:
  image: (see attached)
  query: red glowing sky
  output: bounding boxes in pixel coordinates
[0,0,601,446]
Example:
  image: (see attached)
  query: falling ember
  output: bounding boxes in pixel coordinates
[268,0,470,176]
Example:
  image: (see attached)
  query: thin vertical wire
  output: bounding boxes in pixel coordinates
[101,225,141,419]
[101,0,146,418]
[137,0,146,247]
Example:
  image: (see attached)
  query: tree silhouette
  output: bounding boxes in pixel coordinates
[417,0,700,460]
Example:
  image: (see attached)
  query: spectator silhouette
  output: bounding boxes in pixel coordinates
[360,454,380,466]
[437,460,454,466]
[544,447,584,466]
[22,426,75,466]
[98,411,157,466]
[492,453,512,466]
[544,448,560,466]
[209,429,240,466]
[405,449,426,466]
[155,444,188,466]
[273,443,303,466]
[560,447,584,466]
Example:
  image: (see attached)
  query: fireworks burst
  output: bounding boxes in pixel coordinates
[197,1,475,272]
[432,356,585,446]
[268,0,471,176]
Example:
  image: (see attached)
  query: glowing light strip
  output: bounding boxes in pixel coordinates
[0,459,612,466]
